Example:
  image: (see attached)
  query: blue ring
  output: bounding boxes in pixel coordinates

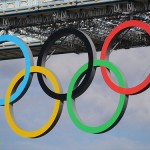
[0,35,31,105]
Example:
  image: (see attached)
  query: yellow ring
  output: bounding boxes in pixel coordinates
[4,66,63,138]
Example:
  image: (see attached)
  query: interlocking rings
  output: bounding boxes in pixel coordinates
[0,20,149,138]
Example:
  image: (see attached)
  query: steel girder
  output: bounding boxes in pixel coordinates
[0,0,150,60]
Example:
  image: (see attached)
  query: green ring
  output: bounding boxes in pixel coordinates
[67,60,127,134]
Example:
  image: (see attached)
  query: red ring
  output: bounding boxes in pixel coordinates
[100,20,150,95]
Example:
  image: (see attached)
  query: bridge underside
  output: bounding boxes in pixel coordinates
[0,0,150,60]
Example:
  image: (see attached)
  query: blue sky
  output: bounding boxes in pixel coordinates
[0,46,150,150]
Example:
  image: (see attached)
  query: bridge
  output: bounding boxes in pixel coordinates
[0,0,150,60]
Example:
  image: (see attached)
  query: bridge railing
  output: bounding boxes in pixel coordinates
[0,0,122,16]
[0,0,37,15]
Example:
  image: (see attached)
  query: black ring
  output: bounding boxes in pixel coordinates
[37,28,97,100]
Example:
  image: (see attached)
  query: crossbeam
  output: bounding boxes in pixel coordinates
[0,0,150,60]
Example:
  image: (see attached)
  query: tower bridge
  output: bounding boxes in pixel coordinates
[0,0,150,60]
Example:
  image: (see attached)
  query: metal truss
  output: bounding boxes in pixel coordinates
[0,0,150,60]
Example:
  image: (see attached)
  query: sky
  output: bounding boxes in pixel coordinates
[0,46,150,150]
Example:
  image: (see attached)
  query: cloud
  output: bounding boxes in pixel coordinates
[0,47,150,149]
[2,134,150,150]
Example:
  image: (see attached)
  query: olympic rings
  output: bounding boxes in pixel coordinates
[4,66,63,138]
[0,35,33,106]
[1,20,150,138]
[100,20,150,95]
[37,28,97,100]
[67,60,128,134]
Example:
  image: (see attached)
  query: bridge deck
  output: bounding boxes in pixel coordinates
[0,0,124,16]
[0,0,150,60]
